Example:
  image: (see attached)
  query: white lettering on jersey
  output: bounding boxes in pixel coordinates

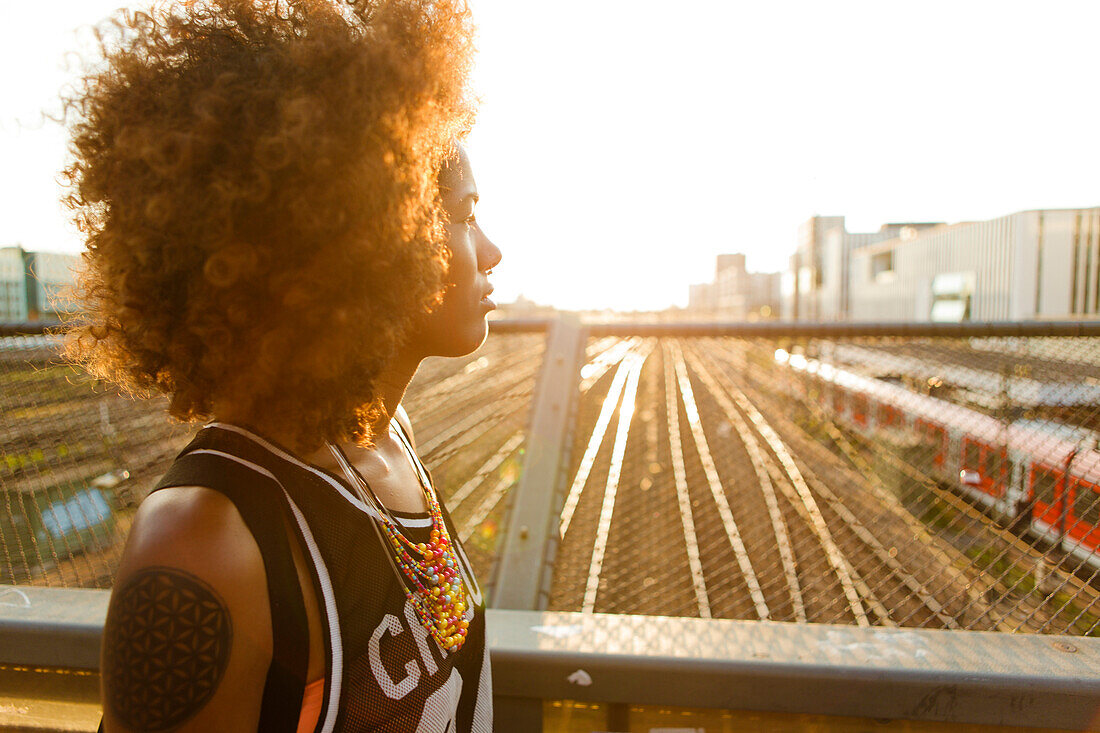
[369,613,420,699]
[404,599,439,676]
[416,667,463,732]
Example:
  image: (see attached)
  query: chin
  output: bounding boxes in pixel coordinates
[434,320,489,358]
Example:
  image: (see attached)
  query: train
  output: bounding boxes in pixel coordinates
[772,348,1100,569]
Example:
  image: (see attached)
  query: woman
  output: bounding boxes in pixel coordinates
[63,1,498,730]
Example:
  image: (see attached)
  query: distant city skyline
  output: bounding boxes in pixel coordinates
[3,1,1099,312]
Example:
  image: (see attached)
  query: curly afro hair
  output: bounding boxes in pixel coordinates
[62,0,476,452]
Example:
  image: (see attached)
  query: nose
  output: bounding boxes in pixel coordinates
[477,227,501,273]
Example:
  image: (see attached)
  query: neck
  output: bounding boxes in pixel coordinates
[369,349,422,435]
[315,347,421,471]
[213,346,425,460]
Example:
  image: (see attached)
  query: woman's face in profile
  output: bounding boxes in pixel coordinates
[411,146,502,358]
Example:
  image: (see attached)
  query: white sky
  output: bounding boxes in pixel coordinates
[2,1,1099,311]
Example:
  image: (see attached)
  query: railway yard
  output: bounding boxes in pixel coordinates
[3,326,1100,637]
[549,336,1100,634]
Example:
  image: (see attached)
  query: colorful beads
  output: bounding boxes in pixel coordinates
[376,490,470,652]
[330,438,471,653]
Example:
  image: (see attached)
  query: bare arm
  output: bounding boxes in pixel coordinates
[101,487,272,732]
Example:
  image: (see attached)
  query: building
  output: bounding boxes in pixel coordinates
[688,254,780,320]
[781,216,941,321]
[780,207,1100,322]
[0,248,26,321]
[0,246,80,321]
[849,207,1100,322]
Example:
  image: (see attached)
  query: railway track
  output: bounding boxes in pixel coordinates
[708,337,1100,634]
[548,337,1037,630]
[406,332,647,586]
[686,342,968,628]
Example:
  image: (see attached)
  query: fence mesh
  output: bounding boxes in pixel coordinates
[6,324,1100,636]
[0,328,543,594]
[0,333,192,588]
[549,333,1100,636]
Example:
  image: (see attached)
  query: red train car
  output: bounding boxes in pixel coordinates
[775,349,1100,569]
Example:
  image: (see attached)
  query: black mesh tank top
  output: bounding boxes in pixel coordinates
[150,418,492,732]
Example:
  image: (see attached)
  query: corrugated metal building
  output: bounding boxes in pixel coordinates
[849,207,1100,322]
[0,246,80,321]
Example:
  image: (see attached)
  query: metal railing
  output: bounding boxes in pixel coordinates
[4,318,1100,730]
[1,585,1098,730]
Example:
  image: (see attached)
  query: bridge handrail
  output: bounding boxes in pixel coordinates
[2,584,1099,730]
[7,318,1100,338]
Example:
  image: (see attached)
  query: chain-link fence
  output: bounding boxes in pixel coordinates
[549,332,1100,636]
[7,321,1100,637]
[0,332,192,588]
[403,331,544,595]
[0,325,544,595]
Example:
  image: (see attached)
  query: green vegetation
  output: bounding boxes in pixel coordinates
[0,364,87,386]
[919,497,959,533]
[2,441,95,477]
[964,545,1100,636]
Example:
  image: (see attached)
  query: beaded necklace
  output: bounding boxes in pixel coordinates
[328,423,470,653]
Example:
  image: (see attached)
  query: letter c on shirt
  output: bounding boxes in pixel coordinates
[369,613,420,699]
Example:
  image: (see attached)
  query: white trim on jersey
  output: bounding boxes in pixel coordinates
[206,422,433,528]
[282,491,343,733]
[185,448,344,733]
[197,419,489,731]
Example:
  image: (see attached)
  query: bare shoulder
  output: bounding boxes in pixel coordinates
[102,487,272,732]
[120,487,265,575]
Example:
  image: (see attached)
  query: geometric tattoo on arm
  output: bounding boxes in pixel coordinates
[103,567,233,731]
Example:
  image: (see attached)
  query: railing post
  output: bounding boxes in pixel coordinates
[492,314,584,612]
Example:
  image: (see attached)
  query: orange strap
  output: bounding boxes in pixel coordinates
[297,679,324,733]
